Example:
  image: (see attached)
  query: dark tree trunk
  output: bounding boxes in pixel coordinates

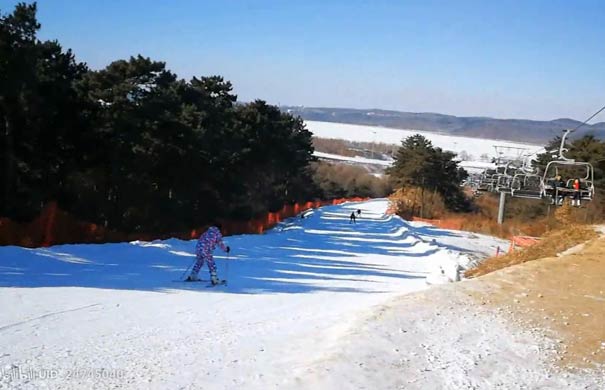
[2,110,14,216]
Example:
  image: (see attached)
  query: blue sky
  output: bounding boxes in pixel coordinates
[2,0,605,121]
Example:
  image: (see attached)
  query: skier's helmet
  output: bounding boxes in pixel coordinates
[211,221,223,232]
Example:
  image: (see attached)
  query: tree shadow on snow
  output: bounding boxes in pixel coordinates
[0,201,446,295]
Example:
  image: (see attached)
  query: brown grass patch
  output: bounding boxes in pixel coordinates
[465,225,598,278]
[447,213,551,239]
[389,187,447,220]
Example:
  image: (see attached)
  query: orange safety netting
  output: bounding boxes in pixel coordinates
[411,217,463,230]
[191,197,368,237]
[508,235,540,253]
[0,197,369,248]
[411,217,442,225]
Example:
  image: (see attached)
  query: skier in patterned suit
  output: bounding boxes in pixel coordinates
[187,224,230,284]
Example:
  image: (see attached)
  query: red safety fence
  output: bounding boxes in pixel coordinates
[192,197,368,238]
[508,235,540,253]
[0,197,369,248]
[0,202,127,248]
[411,216,463,230]
[411,217,441,225]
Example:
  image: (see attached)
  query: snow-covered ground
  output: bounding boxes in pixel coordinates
[313,151,498,175]
[299,283,604,389]
[3,199,589,389]
[313,151,393,166]
[306,120,544,160]
[458,160,497,174]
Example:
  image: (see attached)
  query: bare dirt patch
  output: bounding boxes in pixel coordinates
[465,235,605,370]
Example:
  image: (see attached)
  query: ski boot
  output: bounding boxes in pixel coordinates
[210,272,220,286]
[186,273,200,282]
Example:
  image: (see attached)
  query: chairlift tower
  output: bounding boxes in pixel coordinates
[492,145,528,224]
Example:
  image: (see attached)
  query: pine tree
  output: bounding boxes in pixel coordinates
[1,3,88,220]
[388,134,469,212]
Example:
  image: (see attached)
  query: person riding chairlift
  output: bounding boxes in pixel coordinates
[571,178,582,207]
[548,174,565,206]
[551,175,565,205]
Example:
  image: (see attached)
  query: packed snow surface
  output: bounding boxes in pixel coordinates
[306,120,544,160]
[0,199,572,390]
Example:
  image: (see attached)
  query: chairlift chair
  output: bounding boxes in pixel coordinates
[484,166,508,192]
[540,128,595,203]
[541,160,595,202]
[511,173,543,199]
[494,162,520,193]
[495,174,514,193]
[510,154,543,199]
[476,169,497,192]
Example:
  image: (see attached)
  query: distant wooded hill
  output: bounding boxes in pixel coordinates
[284,106,605,144]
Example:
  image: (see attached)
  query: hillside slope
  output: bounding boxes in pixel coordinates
[285,106,605,144]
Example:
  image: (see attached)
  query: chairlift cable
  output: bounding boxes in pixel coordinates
[571,103,605,133]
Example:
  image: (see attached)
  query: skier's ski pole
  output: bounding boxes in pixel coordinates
[179,257,196,281]
[225,252,230,282]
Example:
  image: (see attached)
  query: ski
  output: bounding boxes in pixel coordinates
[207,279,228,287]
[172,279,209,283]
[172,279,227,286]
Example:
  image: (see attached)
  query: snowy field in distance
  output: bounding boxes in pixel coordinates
[306,120,545,160]
[313,151,393,166]
[313,151,499,174]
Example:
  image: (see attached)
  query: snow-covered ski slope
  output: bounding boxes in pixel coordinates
[0,199,507,389]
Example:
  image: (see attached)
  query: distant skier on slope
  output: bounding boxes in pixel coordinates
[187,223,230,285]
[349,211,357,224]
